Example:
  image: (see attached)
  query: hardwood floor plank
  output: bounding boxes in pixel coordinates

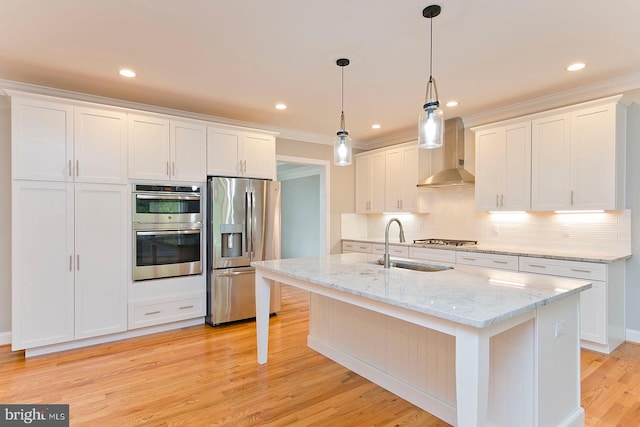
[1,285,640,426]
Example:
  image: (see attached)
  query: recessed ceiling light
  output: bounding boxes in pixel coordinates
[566,62,586,72]
[275,103,287,110]
[119,68,136,78]
[446,101,459,107]
[371,124,381,129]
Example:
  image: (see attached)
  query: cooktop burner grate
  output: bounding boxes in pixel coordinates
[413,238,478,247]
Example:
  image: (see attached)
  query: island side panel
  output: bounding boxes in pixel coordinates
[536,293,584,426]
[255,269,271,364]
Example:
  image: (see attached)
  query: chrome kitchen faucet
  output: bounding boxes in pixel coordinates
[384,218,405,268]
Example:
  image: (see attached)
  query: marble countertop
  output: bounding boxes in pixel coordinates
[252,253,592,328]
[343,238,631,263]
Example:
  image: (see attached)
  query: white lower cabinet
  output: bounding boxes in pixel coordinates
[342,241,372,253]
[408,247,456,264]
[519,256,624,353]
[11,181,128,350]
[456,251,519,271]
[129,294,204,329]
[372,244,409,258]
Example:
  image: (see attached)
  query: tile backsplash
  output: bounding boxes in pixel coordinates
[342,187,631,256]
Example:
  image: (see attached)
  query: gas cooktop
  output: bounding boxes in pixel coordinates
[413,238,478,247]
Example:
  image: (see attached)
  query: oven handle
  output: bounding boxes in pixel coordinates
[216,269,254,277]
[135,229,201,236]
[135,194,201,201]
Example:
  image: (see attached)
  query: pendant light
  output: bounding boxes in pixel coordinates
[418,4,444,149]
[334,58,352,166]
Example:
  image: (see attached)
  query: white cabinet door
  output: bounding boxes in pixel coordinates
[170,119,207,182]
[570,105,619,210]
[11,181,75,350]
[503,123,531,211]
[579,281,607,344]
[11,96,73,182]
[74,184,128,340]
[243,132,276,179]
[355,155,372,213]
[207,126,242,176]
[385,149,402,212]
[74,107,127,184]
[475,122,530,211]
[531,113,571,211]
[128,113,171,180]
[475,127,504,211]
[355,152,385,213]
[370,153,385,213]
[400,145,419,212]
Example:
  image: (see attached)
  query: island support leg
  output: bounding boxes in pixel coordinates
[255,269,271,364]
[455,326,490,427]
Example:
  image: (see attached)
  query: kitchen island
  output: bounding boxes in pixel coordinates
[253,253,592,427]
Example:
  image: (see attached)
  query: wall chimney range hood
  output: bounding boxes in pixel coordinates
[417,117,475,188]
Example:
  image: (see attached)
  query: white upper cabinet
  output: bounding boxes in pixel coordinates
[531,113,572,211]
[10,93,127,184]
[531,97,627,211]
[355,151,385,214]
[129,114,206,182]
[475,121,531,211]
[170,119,207,182]
[356,142,430,214]
[385,144,419,212]
[207,126,276,180]
[74,106,127,184]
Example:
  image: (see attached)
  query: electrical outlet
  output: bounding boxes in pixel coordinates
[562,224,570,237]
[492,224,500,234]
[554,320,565,337]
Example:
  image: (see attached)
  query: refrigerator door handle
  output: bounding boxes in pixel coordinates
[245,187,251,258]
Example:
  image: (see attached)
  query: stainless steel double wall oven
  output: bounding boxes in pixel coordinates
[132,183,203,281]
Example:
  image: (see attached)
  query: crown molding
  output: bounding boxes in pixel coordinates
[462,72,640,128]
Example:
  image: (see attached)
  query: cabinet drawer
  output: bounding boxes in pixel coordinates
[372,244,409,257]
[129,295,204,329]
[342,241,372,253]
[518,256,606,281]
[456,252,519,271]
[409,247,456,264]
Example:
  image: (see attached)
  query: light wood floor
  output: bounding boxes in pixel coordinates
[1,285,639,426]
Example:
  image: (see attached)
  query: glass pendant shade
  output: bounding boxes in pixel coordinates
[418,99,444,149]
[334,129,352,166]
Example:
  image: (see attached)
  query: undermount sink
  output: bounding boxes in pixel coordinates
[370,259,453,273]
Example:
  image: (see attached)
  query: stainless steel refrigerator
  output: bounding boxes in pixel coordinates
[206,176,281,326]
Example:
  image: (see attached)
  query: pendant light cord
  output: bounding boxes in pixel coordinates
[429,14,433,78]
[340,65,346,130]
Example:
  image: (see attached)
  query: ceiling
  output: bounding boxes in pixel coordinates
[1,0,639,147]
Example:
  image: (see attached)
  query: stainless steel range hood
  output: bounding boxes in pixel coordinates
[417,117,475,187]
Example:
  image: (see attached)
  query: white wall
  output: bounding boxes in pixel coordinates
[0,96,11,337]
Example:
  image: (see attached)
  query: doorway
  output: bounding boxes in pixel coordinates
[276,155,330,258]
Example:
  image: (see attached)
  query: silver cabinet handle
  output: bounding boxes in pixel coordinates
[528,264,547,268]
[500,194,504,207]
[461,257,476,261]
[76,160,79,177]
[571,268,592,274]
[145,311,161,316]
[179,305,194,310]
[571,190,575,206]
[493,260,508,264]
[68,160,73,177]
[496,194,499,208]
[76,254,80,270]
[172,162,175,176]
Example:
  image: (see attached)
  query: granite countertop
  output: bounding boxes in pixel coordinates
[252,253,591,329]
[343,238,631,263]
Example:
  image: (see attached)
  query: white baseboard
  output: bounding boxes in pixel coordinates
[626,328,640,344]
[0,331,11,346]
